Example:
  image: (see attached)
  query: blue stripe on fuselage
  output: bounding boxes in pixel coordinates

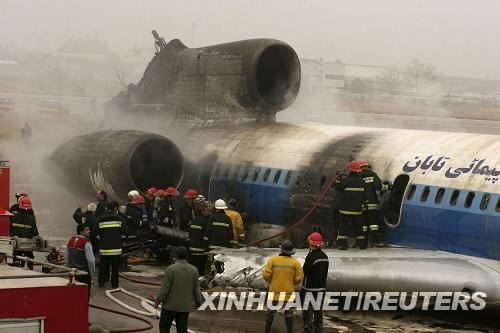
[210,166,500,260]
[210,166,292,225]
[385,184,500,260]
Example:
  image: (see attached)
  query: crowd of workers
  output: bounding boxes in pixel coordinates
[7,159,386,332]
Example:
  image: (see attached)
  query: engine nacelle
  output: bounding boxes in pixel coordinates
[50,130,183,200]
[108,38,301,123]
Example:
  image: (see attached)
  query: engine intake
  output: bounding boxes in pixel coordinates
[50,130,183,200]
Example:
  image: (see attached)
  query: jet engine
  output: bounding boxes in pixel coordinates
[50,130,183,200]
[108,38,301,122]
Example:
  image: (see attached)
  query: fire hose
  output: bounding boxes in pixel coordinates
[246,173,344,246]
[89,303,153,333]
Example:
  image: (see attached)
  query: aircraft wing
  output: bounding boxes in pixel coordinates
[209,247,500,304]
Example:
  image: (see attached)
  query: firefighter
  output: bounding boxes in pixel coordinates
[224,199,245,247]
[262,239,304,333]
[180,189,198,231]
[301,232,329,333]
[358,160,384,246]
[65,223,95,300]
[188,201,210,275]
[333,161,367,250]
[124,195,144,241]
[203,199,233,250]
[9,191,29,216]
[152,189,165,223]
[9,197,39,270]
[144,187,158,222]
[158,187,177,228]
[95,190,108,218]
[97,201,127,289]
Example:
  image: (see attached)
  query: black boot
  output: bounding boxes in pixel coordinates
[337,238,348,250]
[265,310,275,333]
[285,315,294,333]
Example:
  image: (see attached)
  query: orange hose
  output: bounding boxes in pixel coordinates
[246,173,344,246]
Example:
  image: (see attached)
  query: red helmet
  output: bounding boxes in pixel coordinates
[348,161,361,173]
[18,197,32,210]
[131,195,145,204]
[308,232,324,248]
[156,189,166,197]
[146,187,158,195]
[165,187,178,196]
[358,160,369,168]
[184,189,198,199]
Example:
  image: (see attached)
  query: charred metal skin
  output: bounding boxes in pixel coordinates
[50,130,183,199]
[210,248,500,304]
[107,38,301,124]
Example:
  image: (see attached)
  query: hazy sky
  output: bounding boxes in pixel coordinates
[1,0,500,79]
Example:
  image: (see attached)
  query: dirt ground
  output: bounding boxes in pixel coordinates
[85,265,500,333]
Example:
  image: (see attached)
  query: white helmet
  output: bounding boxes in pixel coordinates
[128,190,139,199]
[87,203,97,212]
[214,199,228,210]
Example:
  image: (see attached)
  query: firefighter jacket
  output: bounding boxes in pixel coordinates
[65,235,95,275]
[301,249,329,292]
[262,254,304,301]
[224,209,245,245]
[124,204,141,238]
[96,212,127,256]
[179,201,194,232]
[9,209,39,239]
[359,169,383,210]
[158,198,175,228]
[333,172,367,215]
[203,211,233,250]
[189,214,207,253]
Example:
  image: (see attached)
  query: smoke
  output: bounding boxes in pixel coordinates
[0,109,99,240]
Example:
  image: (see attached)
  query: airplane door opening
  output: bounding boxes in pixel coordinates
[384,174,410,227]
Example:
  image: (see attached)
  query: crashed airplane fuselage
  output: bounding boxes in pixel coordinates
[50,36,500,303]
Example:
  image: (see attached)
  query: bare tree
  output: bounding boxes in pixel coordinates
[404,59,438,90]
[377,65,404,94]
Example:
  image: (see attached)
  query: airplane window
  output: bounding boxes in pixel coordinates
[273,169,282,184]
[307,176,313,187]
[480,193,491,211]
[295,175,302,187]
[449,190,460,206]
[420,186,431,202]
[252,167,261,182]
[435,188,445,204]
[496,197,500,213]
[241,165,250,181]
[406,184,416,200]
[464,192,475,208]
[233,164,241,180]
[284,170,293,185]
[262,168,271,182]
[320,175,327,188]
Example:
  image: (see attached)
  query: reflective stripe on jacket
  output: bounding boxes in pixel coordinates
[262,255,304,301]
[97,212,126,256]
[204,212,233,249]
[334,172,367,215]
[360,169,383,210]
